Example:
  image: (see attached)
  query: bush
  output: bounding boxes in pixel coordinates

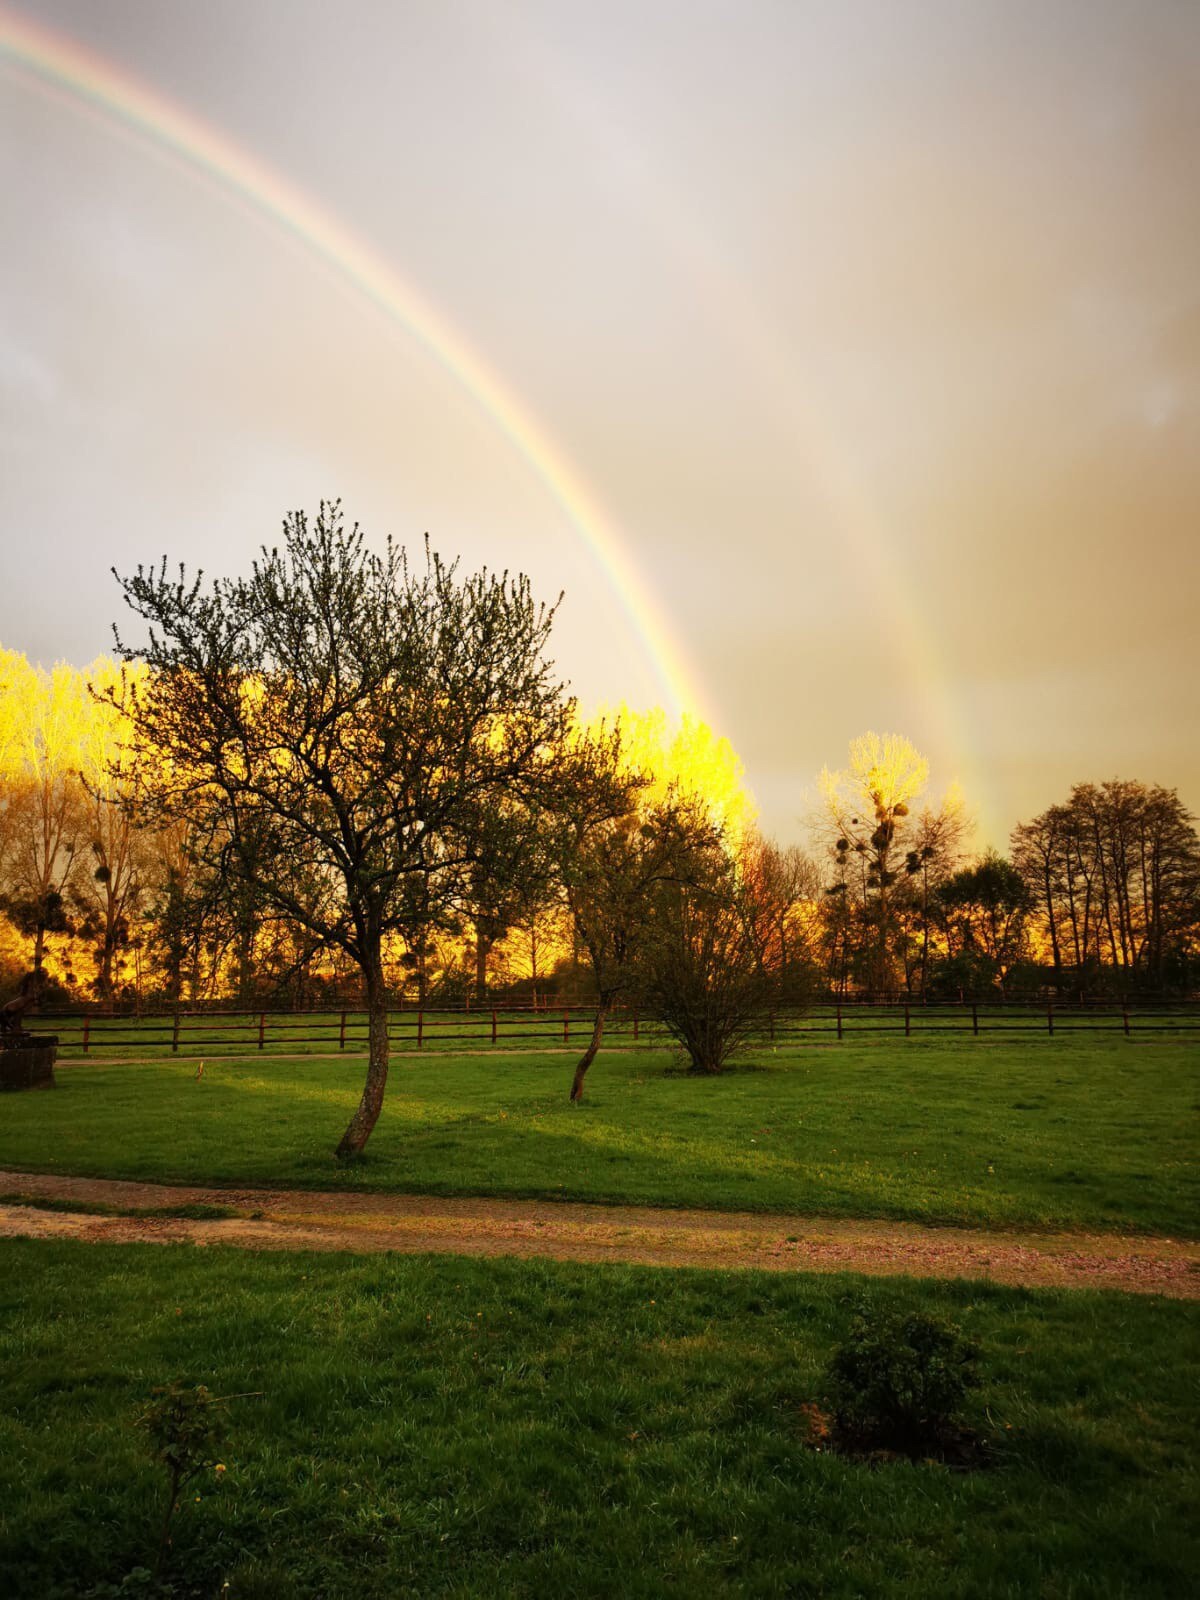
[137,1382,229,1575]
[826,1306,980,1456]
[639,880,776,1074]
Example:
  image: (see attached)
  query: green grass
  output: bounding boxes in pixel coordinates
[0,1193,242,1221]
[1,1240,1195,1598]
[1,1037,1196,1234]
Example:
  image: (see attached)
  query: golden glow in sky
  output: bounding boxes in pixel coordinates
[1,1,1196,846]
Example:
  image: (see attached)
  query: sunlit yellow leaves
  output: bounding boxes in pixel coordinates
[819,730,929,819]
[582,703,755,842]
[0,643,766,996]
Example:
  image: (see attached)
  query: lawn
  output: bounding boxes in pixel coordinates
[1,1240,1195,1599]
[1,1037,1196,1235]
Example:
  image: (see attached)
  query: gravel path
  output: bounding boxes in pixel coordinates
[1,1169,1196,1297]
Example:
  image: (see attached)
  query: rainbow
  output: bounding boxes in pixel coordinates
[508,17,975,798]
[0,3,704,721]
[1,4,986,830]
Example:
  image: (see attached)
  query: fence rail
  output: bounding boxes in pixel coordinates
[30,998,1200,1058]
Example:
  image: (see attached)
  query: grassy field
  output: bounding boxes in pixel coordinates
[1,1240,1195,1599]
[1,1038,1196,1234]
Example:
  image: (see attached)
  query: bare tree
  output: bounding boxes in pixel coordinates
[1011,805,1070,985]
[1012,781,1199,992]
[736,831,822,1000]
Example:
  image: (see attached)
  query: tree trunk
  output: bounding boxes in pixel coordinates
[97,940,115,1002]
[569,999,610,1103]
[474,928,490,1003]
[336,959,390,1158]
[1042,859,1063,983]
[97,905,118,1001]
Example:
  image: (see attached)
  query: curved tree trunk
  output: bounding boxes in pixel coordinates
[336,959,389,1158]
[569,998,611,1103]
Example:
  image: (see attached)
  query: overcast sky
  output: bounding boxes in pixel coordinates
[2,0,1197,846]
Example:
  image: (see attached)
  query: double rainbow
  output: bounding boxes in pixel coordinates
[0,3,702,720]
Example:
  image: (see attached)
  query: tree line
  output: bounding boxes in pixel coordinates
[1,505,1196,1149]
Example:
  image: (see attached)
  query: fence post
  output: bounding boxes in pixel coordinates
[1123,1003,1131,1037]
[904,1003,911,1038]
[633,1009,639,1042]
[836,1003,843,1041]
[258,1012,265,1051]
[491,1008,498,1046]
[81,1016,90,1055]
[971,1003,979,1037]
[1047,1001,1054,1036]
[172,1010,181,1054]
[417,1009,424,1050]
[339,1009,347,1051]
[563,1011,569,1045]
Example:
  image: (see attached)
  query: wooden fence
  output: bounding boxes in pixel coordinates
[35,997,1200,1058]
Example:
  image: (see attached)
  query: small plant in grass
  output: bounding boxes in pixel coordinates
[797,1400,833,1450]
[82,1568,178,1599]
[825,1304,982,1462]
[137,1382,228,1575]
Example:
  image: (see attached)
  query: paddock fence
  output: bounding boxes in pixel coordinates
[31,996,1200,1060]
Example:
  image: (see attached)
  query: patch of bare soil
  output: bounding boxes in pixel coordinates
[0,1169,1195,1297]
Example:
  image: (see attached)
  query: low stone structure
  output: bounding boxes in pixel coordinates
[0,1034,58,1090]
[1,975,57,1089]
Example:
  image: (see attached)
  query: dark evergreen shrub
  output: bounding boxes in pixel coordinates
[827,1307,980,1455]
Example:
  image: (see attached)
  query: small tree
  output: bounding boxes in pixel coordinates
[137,1381,228,1576]
[819,732,930,993]
[459,797,554,1003]
[555,728,717,1101]
[898,788,969,997]
[639,849,777,1073]
[937,852,1029,996]
[110,503,570,1156]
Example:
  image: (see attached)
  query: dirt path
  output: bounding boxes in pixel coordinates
[1,1168,1196,1297]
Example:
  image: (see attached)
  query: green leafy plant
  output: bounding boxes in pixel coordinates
[826,1305,980,1457]
[137,1382,228,1575]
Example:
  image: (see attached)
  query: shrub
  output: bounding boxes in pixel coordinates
[826,1306,980,1456]
[137,1382,228,1574]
